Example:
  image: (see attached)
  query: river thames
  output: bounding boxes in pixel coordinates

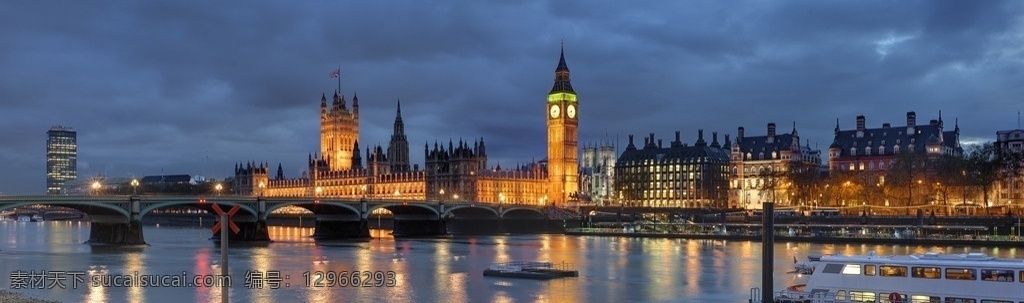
[2,221,1021,302]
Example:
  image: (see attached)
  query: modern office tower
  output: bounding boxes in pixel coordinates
[46,126,77,195]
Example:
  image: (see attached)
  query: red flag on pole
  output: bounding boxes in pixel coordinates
[330,69,340,79]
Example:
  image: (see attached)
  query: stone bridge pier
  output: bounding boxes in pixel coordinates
[210,199,270,242]
[88,197,145,245]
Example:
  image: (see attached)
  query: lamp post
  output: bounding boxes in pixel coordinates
[214,183,223,196]
[130,179,139,195]
[91,181,101,196]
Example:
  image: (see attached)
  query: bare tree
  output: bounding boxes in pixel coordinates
[884,150,929,207]
[965,142,1022,214]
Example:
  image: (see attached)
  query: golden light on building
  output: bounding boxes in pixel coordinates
[237,49,578,206]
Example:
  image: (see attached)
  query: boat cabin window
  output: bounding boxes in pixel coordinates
[879,265,907,277]
[842,264,861,275]
[911,266,941,279]
[945,268,977,280]
[863,265,875,276]
[910,295,940,303]
[979,300,1013,303]
[849,291,875,302]
[1019,270,1024,283]
[822,263,844,274]
[944,298,975,303]
[834,290,846,301]
[980,269,1014,282]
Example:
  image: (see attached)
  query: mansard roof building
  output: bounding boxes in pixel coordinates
[729,123,822,209]
[827,111,962,173]
[615,130,730,208]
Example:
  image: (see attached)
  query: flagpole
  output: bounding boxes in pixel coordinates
[337,65,341,94]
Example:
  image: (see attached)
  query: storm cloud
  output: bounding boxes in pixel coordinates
[2,0,1023,194]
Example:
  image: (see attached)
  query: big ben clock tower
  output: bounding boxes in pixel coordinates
[547,46,578,206]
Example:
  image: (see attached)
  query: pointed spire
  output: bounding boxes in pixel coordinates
[397,99,402,117]
[556,43,569,72]
[549,45,575,94]
[352,91,359,114]
[332,90,340,109]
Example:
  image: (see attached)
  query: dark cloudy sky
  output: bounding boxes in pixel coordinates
[2,1,1023,195]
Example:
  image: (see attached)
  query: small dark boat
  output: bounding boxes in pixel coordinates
[483,261,578,280]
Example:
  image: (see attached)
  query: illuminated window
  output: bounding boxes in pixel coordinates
[849,291,875,302]
[909,295,939,302]
[911,267,941,279]
[945,268,976,280]
[841,264,861,275]
[834,290,846,301]
[863,265,875,276]
[879,265,907,277]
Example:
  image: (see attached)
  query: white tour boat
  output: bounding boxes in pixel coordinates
[776,251,1024,303]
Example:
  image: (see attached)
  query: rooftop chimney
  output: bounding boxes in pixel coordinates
[856,115,866,131]
[767,123,776,137]
[907,111,916,133]
[738,127,745,142]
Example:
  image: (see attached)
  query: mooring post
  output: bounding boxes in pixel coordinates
[762,202,774,303]
[221,213,229,303]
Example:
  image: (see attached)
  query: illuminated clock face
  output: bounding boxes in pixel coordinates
[567,105,576,118]
[549,104,560,118]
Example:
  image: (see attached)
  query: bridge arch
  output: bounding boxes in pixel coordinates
[365,203,439,219]
[263,201,360,220]
[500,207,546,218]
[445,205,500,218]
[140,200,258,220]
[0,201,130,222]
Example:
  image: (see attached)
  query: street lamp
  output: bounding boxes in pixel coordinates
[91,181,101,196]
[214,183,223,196]
[130,179,140,195]
[315,186,323,196]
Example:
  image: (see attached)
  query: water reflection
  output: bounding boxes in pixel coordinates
[2,223,1023,303]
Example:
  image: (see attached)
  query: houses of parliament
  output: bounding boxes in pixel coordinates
[234,49,580,205]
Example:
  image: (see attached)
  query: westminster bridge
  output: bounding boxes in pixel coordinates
[0,195,561,245]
